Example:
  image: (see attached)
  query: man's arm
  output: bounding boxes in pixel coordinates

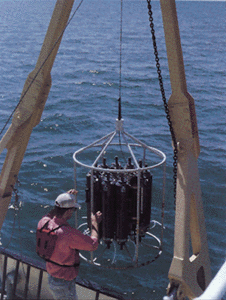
[68,211,102,252]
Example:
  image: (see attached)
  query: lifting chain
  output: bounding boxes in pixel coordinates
[146,0,178,205]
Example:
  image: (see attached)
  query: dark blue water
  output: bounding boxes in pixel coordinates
[0,1,225,299]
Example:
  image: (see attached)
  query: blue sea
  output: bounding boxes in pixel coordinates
[0,1,225,299]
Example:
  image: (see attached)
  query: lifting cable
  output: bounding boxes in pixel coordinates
[118,0,123,121]
[117,0,128,165]
[146,0,178,206]
[0,0,85,138]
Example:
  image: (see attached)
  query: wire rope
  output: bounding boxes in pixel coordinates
[118,0,123,121]
[117,0,129,165]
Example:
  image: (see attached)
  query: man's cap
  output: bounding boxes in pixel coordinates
[55,193,81,209]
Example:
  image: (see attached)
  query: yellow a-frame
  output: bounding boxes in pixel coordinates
[160,0,211,298]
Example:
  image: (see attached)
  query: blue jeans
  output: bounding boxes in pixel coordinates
[48,274,78,300]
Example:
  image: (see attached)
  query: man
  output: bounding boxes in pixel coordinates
[37,189,102,300]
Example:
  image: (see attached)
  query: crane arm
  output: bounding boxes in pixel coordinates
[159,0,211,299]
[0,0,75,230]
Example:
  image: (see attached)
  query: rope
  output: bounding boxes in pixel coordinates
[0,0,84,138]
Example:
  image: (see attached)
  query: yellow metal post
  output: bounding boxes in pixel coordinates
[0,0,75,230]
[159,0,211,298]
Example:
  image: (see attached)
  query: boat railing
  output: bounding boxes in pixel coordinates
[0,247,124,300]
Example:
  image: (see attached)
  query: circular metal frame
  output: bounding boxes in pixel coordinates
[73,121,166,269]
[73,121,166,174]
[77,221,163,270]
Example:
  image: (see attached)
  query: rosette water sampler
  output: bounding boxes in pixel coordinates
[73,116,166,269]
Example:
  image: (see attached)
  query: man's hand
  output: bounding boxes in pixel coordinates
[67,189,78,195]
[92,211,102,224]
[91,211,102,239]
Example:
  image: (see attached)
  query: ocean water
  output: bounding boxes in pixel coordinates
[0,1,225,299]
